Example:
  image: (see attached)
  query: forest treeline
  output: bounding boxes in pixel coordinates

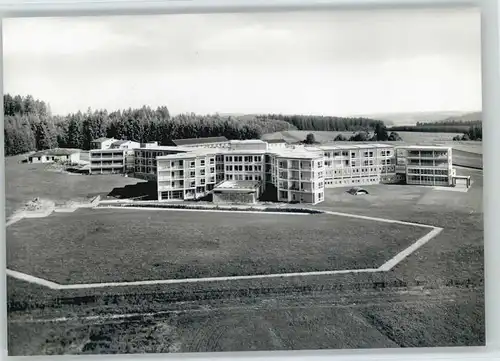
[388,125,472,133]
[4,94,299,156]
[256,114,385,131]
[389,119,482,133]
[4,95,392,156]
[415,120,481,127]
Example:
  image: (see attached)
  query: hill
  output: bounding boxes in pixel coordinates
[354,111,475,127]
[439,111,482,123]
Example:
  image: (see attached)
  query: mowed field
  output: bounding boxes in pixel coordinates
[5,156,485,354]
[7,209,428,284]
[262,130,466,144]
[4,155,144,218]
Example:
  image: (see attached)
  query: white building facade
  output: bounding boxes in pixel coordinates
[396,146,455,186]
[321,144,397,187]
[87,136,459,204]
[89,149,127,174]
[90,140,142,174]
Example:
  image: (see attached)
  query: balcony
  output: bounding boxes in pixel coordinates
[99,163,124,168]
[92,156,124,161]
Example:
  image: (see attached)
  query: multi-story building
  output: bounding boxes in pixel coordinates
[89,148,127,174]
[269,146,325,204]
[133,145,191,181]
[89,136,460,203]
[156,141,325,204]
[90,140,142,174]
[157,147,222,201]
[396,145,456,186]
[321,144,397,187]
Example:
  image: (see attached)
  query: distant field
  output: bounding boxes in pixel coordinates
[261,130,464,143]
[7,208,427,284]
[262,130,483,167]
[4,155,144,218]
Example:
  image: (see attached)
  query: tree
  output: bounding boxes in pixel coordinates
[304,133,316,144]
[349,131,370,141]
[388,131,403,141]
[34,118,58,150]
[373,123,389,141]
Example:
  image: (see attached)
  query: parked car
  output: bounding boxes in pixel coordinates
[347,187,369,195]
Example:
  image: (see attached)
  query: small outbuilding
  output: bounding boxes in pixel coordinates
[27,148,81,164]
[452,175,472,188]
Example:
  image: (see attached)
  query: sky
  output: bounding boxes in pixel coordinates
[2,7,481,116]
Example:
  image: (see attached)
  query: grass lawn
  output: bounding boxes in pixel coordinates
[452,149,483,169]
[7,208,428,284]
[4,155,144,218]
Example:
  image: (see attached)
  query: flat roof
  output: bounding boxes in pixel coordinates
[172,136,229,146]
[90,148,125,153]
[136,146,192,152]
[157,147,227,159]
[214,180,260,192]
[265,139,287,144]
[230,139,267,144]
[269,147,323,159]
[319,143,394,150]
[397,145,451,150]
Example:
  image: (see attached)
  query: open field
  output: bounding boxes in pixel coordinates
[262,130,465,143]
[4,155,144,218]
[7,209,428,284]
[5,157,484,354]
[262,131,483,155]
[452,149,483,169]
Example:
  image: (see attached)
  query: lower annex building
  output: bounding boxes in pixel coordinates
[89,136,458,205]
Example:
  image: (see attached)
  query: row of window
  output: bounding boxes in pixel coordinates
[225,174,262,181]
[407,168,449,175]
[324,177,380,186]
[408,175,450,183]
[407,151,448,157]
[408,160,448,166]
[323,150,393,158]
[225,156,262,163]
[226,165,263,172]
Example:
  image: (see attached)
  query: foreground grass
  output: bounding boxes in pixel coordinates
[7,286,484,355]
[7,209,427,284]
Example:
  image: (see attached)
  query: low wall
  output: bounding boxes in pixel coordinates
[97,202,324,214]
[213,192,256,204]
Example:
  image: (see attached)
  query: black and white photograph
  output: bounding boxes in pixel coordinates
[3,6,484,355]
